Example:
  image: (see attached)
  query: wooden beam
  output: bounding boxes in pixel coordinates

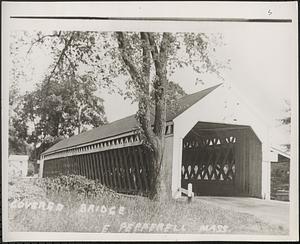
[100,151,109,187]
[108,149,117,190]
[91,153,97,180]
[91,153,98,181]
[131,147,143,193]
[97,152,105,185]
[86,154,92,179]
[137,146,149,192]
[121,147,133,192]
[112,149,122,191]
[75,155,80,175]
[116,148,127,192]
[127,147,137,192]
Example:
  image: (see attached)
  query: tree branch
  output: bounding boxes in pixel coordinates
[149,32,173,138]
[117,32,156,143]
[43,32,75,92]
[48,33,75,79]
[139,32,156,144]
[148,33,160,71]
[63,53,77,75]
[116,32,140,81]
[141,32,151,81]
[27,31,61,55]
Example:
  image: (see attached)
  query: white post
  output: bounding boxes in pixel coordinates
[262,160,271,200]
[262,141,271,200]
[39,156,44,178]
[172,136,183,198]
[188,183,193,203]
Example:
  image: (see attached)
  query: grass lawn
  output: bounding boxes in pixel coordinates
[8,177,288,235]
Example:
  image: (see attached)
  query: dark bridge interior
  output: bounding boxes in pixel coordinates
[181,121,262,197]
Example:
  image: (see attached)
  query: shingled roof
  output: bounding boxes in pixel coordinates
[43,84,221,155]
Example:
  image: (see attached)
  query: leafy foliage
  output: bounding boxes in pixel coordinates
[16,75,107,160]
[29,136,65,161]
[34,175,120,199]
[151,80,187,107]
[9,83,29,155]
[10,30,227,199]
[9,31,109,159]
[280,100,291,126]
[271,162,289,201]
[280,100,291,152]
[9,124,28,155]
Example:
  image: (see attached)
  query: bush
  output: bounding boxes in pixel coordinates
[34,175,120,199]
[271,162,290,200]
[27,168,34,177]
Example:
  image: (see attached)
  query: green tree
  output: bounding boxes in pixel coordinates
[28,31,227,200]
[280,100,291,152]
[114,32,226,201]
[18,74,107,160]
[9,38,29,155]
[10,31,108,159]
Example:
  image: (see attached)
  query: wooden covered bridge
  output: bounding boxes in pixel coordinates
[40,83,272,199]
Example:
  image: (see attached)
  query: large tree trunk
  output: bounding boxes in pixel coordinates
[148,137,169,201]
[148,33,171,201]
[117,31,173,202]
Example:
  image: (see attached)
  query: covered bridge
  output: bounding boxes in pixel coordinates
[40,83,272,199]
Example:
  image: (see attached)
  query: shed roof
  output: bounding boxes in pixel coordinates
[270,147,290,160]
[43,84,221,155]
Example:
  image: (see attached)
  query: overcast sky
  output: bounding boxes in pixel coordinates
[97,24,294,148]
[11,22,294,149]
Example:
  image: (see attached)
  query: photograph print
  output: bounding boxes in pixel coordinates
[2,1,298,242]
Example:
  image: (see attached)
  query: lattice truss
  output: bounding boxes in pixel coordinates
[182,134,237,182]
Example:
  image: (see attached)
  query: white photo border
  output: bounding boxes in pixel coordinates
[1,1,298,242]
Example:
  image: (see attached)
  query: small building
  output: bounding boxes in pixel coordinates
[40,83,274,199]
[8,154,29,178]
[270,147,290,201]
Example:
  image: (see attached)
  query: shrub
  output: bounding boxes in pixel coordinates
[34,175,120,199]
[27,168,34,177]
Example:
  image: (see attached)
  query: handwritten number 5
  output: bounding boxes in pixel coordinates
[268,9,272,15]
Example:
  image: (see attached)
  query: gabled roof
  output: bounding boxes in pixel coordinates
[43,84,221,155]
[270,147,290,160]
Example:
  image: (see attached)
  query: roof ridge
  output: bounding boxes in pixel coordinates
[42,83,222,155]
[72,114,137,137]
[183,83,222,98]
[166,83,222,120]
[89,83,222,127]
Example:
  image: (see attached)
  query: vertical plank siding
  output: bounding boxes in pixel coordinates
[248,132,262,197]
[43,145,151,196]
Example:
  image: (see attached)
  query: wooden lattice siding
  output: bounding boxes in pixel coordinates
[43,145,152,195]
[181,127,262,197]
[181,132,237,196]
